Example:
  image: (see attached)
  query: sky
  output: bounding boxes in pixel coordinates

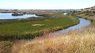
[0,0,95,9]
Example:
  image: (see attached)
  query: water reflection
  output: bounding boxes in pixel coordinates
[0,13,37,19]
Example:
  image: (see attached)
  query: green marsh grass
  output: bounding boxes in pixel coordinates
[0,16,79,39]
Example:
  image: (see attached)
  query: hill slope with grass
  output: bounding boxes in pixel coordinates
[12,26,95,53]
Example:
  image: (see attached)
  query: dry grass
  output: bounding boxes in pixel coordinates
[11,25,95,53]
[0,41,13,53]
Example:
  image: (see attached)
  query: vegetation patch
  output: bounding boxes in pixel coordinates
[32,24,44,27]
[0,16,79,39]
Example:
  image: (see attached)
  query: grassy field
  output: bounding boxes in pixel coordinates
[0,16,79,39]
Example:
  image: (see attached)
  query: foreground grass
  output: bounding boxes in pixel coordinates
[0,16,79,39]
[15,26,95,53]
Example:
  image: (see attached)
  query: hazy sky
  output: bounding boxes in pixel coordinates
[0,0,95,9]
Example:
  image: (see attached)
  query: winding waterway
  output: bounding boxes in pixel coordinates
[48,18,91,36]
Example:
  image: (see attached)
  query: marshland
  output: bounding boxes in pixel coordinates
[0,0,95,53]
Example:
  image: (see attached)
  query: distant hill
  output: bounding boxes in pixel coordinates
[81,6,95,12]
[80,6,95,17]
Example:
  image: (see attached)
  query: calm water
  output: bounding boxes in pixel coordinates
[0,13,38,19]
[49,18,91,36]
